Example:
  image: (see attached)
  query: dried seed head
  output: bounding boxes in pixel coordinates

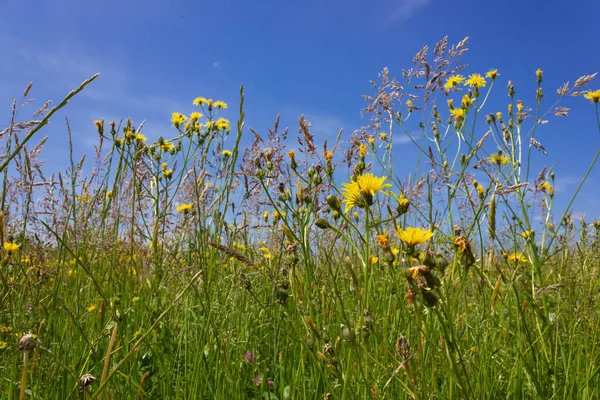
[340,324,355,342]
[79,374,97,390]
[19,333,37,351]
[395,335,410,360]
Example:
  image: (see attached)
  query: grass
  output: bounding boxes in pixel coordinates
[1,36,600,399]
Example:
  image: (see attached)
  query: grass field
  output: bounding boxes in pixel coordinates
[1,37,600,399]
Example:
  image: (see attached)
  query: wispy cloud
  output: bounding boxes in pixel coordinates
[303,113,344,138]
[387,0,432,21]
[554,176,582,194]
[393,134,413,145]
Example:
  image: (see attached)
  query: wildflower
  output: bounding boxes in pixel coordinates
[214,101,227,109]
[369,256,379,264]
[19,333,37,351]
[489,153,509,166]
[464,74,487,88]
[324,151,333,161]
[379,132,388,141]
[193,97,210,106]
[377,233,389,248]
[259,247,272,259]
[447,99,454,109]
[461,94,473,108]
[521,230,535,240]
[477,185,484,198]
[215,118,231,130]
[287,150,295,159]
[453,227,476,266]
[486,69,499,80]
[171,112,187,128]
[190,112,203,122]
[243,351,256,363]
[538,181,554,196]
[450,108,465,121]
[134,133,146,142]
[547,221,554,231]
[3,242,20,253]
[222,150,233,157]
[396,227,434,246]
[341,174,390,212]
[252,375,262,387]
[535,69,543,83]
[406,99,414,110]
[160,140,175,152]
[507,252,527,265]
[263,211,269,221]
[583,90,600,103]
[391,192,410,215]
[359,144,367,158]
[87,304,97,312]
[0,341,8,350]
[368,136,375,146]
[79,374,96,391]
[176,202,194,213]
[162,169,173,179]
[444,74,465,90]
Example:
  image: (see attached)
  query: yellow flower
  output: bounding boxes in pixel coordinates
[391,247,400,255]
[369,256,379,265]
[359,144,367,158]
[535,69,543,82]
[489,153,509,166]
[485,69,499,80]
[464,74,487,88]
[259,247,272,259]
[444,74,465,90]
[134,133,146,142]
[324,151,333,161]
[538,181,553,196]
[160,140,175,152]
[263,211,269,221]
[377,233,389,248]
[368,136,375,146]
[214,101,227,109]
[396,227,434,246]
[520,230,535,240]
[406,99,413,109]
[222,150,233,157]
[171,112,187,128]
[461,94,473,108]
[3,242,20,253]
[193,97,210,106]
[94,120,103,129]
[162,169,173,179]
[507,252,527,265]
[190,112,203,121]
[176,202,194,213]
[547,222,554,231]
[379,132,388,141]
[450,108,465,121]
[87,304,97,312]
[287,150,295,159]
[0,341,8,350]
[215,118,231,131]
[342,174,390,213]
[583,90,600,103]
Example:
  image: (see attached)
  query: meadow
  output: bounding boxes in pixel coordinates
[1,36,600,399]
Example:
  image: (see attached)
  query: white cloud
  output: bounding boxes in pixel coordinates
[303,113,344,138]
[393,134,413,145]
[554,176,581,194]
[388,0,432,21]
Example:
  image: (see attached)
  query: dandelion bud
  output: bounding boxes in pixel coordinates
[326,195,341,212]
[536,87,543,99]
[19,333,36,351]
[535,68,543,83]
[315,218,332,230]
[307,166,316,178]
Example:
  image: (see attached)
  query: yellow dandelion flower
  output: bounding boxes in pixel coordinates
[377,233,389,248]
[547,222,554,231]
[368,136,375,146]
[450,108,465,121]
[461,94,473,108]
[94,120,103,129]
[215,117,231,130]
[464,74,487,88]
[583,90,600,103]
[444,74,465,90]
[342,174,390,213]
[324,151,333,161]
[520,230,535,240]
[87,304,97,312]
[396,227,434,246]
[485,69,499,80]
[171,112,187,128]
[379,132,388,141]
[162,169,173,179]
[176,202,194,213]
[359,144,367,158]
[222,150,233,157]
[391,247,400,255]
[259,247,272,259]
[489,153,509,166]
[538,181,553,196]
[193,97,210,106]
[190,112,203,122]
[369,256,379,265]
[214,101,227,109]
[3,242,20,253]
[160,140,175,152]
[134,133,146,142]
[535,69,543,82]
[406,99,413,109]
[287,150,295,159]
[507,253,527,265]
[263,211,269,221]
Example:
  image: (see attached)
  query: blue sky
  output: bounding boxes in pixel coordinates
[1,0,599,222]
